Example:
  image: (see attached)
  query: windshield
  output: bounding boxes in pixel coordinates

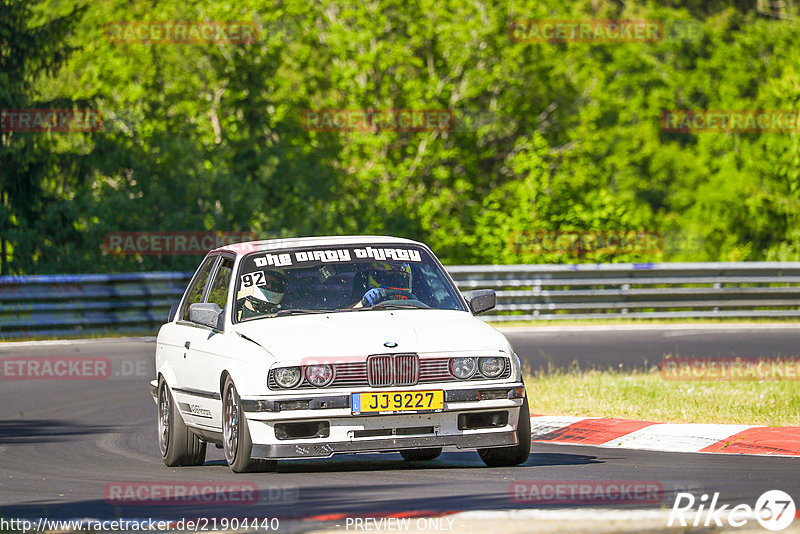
[234,244,466,321]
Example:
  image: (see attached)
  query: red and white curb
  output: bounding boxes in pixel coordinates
[530,416,800,457]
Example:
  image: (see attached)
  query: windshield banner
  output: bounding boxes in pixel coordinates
[252,246,423,268]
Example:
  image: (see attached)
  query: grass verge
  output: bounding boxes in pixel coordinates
[523,367,800,427]
[494,317,800,327]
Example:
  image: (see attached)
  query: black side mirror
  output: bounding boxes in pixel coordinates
[189,302,224,330]
[463,289,496,315]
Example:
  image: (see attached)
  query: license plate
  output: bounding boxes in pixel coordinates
[352,390,444,414]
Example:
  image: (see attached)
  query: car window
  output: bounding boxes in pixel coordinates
[207,257,234,310]
[234,245,466,321]
[415,263,461,309]
[181,255,217,321]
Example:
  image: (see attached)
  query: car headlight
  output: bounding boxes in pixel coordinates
[450,357,477,379]
[304,364,334,387]
[273,366,302,388]
[478,357,505,378]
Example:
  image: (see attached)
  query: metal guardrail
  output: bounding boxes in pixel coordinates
[0,272,192,339]
[448,262,800,321]
[3,262,800,338]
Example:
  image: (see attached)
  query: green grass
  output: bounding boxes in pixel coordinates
[523,367,800,427]
[494,317,800,327]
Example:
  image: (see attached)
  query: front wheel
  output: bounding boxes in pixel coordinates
[400,448,442,461]
[477,395,531,467]
[222,376,276,473]
[158,379,206,467]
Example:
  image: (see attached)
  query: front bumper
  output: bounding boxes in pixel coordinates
[243,382,526,459]
[251,428,517,459]
[151,378,527,460]
[240,384,526,414]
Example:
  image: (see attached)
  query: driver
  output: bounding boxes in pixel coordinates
[357,261,413,307]
[236,269,287,320]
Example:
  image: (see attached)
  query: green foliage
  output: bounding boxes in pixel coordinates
[0,0,89,274]
[2,0,800,273]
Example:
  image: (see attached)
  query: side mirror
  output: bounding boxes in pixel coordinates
[189,302,224,330]
[168,302,179,322]
[463,289,496,315]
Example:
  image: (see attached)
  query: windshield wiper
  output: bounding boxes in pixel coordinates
[369,301,430,310]
[274,308,335,316]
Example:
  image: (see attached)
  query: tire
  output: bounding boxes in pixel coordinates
[477,395,531,467]
[222,376,276,473]
[400,448,442,461]
[158,379,206,467]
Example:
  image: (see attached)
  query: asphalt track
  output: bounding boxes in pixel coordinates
[503,324,800,371]
[0,326,798,524]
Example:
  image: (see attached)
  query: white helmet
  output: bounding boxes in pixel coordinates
[239,270,287,313]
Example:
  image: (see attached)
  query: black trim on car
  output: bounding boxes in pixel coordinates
[242,395,351,413]
[250,429,518,459]
[445,386,525,402]
[240,385,524,413]
[178,402,213,419]
[172,387,221,400]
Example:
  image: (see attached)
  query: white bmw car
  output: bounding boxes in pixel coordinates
[151,235,530,472]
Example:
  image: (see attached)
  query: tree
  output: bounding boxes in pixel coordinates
[0,0,88,274]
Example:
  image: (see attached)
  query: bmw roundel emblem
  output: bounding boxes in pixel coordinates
[384,341,398,348]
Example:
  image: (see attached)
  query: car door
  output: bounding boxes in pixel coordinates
[168,254,222,428]
[157,254,217,394]
[180,254,235,430]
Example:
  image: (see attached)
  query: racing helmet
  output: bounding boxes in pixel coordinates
[367,261,412,291]
[240,270,287,313]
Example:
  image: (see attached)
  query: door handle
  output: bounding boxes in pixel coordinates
[185,341,191,349]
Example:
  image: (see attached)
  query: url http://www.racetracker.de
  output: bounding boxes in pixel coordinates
[0,517,281,533]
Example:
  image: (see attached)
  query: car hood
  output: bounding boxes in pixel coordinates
[233,309,509,362]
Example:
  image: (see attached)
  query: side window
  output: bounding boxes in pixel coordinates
[181,256,217,321]
[207,257,234,310]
